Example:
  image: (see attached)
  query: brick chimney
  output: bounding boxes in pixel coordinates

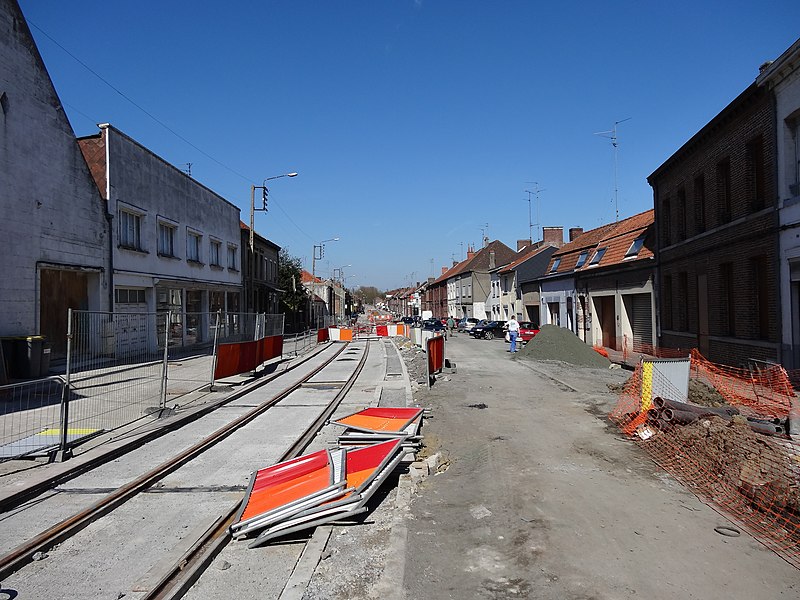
[569,227,584,242]
[517,239,531,251]
[489,250,496,270]
[466,244,476,260]
[542,226,564,247]
[442,266,449,275]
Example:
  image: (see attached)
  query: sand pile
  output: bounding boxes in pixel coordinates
[515,324,610,368]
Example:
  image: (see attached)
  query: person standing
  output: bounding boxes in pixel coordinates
[447,316,455,336]
[507,315,520,353]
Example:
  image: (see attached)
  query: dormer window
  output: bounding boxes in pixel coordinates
[625,235,646,259]
[549,258,561,273]
[588,247,606,266]
[575,251,589,268]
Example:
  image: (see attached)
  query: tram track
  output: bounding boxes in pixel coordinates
[0,339,373,593]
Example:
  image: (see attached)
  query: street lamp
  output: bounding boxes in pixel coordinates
[249,172,298,252]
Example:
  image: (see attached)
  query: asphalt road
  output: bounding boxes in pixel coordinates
[395,334,799,599]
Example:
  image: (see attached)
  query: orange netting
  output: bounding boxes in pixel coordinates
[610,350,800,569]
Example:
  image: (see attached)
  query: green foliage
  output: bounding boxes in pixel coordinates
[355,285,383,304]
[278,248,308,312]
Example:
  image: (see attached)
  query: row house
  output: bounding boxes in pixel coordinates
[240,222,281,316]
[494,241,558,323]
[648,77,779,366]
[78,124,242,351]
[540,211,655,351]
[448,241,517,319]
[302,270,332,328]
[1,0,110,358]
[757,40,800,368]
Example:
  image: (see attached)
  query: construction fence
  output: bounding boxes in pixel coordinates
[0,309,289,462]
[611,350,800,568]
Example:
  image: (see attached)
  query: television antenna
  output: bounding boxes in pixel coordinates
[524,182,545,241]
[480,223,489,247]
[594,117,631,222]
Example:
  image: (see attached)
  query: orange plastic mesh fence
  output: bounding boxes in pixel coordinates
[610,350,800,569]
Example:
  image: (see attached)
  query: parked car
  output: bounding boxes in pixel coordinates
[401,316,415,325]
[457,317,480,332]
[506,321,540,344]
[470,320,505,339]
[422,319,447,336]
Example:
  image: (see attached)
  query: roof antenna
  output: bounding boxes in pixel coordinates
[183,162,192,177]
[524,182,545,241]
[594,118,631,222]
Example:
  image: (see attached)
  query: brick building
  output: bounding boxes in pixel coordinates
[648,80,779,366]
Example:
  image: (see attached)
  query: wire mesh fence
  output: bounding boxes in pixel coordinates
[611,350,800,568]
[0,309,288,461]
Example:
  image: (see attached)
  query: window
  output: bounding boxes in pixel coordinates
[187,230,202,262]
[115,288,146,304]
[751,255,769,339]
[210,240,221,266]
[625,235,646,259]
[694,175,706,233]
[720,262,735,335]
[575,251,589,268]
[549,258,561,273]
[746,136,766,211]
[716,159,732,223]
[158,222,176,257]
[793,120,800,193]
[677,187,686,240]
[677,272,689,332]
[119,209,142,250]
[662,275,673,330]
[227,244,238,270]
[662,196,671,246]
[588,247,606,266]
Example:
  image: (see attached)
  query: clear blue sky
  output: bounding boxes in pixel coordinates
[18,1,800,291]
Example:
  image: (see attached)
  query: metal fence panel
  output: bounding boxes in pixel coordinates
[0,377,68,460]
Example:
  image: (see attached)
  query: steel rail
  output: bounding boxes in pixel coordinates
[0,340,333,514]
[0,342,351,581]
[141,339,373,600]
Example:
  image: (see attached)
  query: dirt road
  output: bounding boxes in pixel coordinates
[399,334,798,599]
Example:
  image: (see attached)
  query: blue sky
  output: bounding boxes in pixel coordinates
[18,1,800,290]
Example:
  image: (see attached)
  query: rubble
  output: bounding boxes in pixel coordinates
[515,325,611,368]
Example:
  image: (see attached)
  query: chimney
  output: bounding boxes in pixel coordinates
[517,239,532,251]
[542,226,564,247]
[466,244,476,260]
[569,227,584,242]
[442,266,449,275]
[489,250,496,270]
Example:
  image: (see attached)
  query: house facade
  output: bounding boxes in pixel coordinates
[501,243,558,323]
[648,79,779,366]
[448,241,517,320]
[757,39,800,368]
[78,124,242,351]
[240,222,281,315]
[1,0,109,357]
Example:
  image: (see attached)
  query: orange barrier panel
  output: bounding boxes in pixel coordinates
[214,335,284,380]
[610,349,800,568]
[426,335,445,389]
[339,328,353,341]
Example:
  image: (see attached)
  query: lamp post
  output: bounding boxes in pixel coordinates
[311,237,339,327]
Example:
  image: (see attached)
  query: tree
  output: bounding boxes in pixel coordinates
[278,248,308,331]
[355,285,383,305]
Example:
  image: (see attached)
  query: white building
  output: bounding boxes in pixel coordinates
[78,124,242,351]
[757,39,800,368]
[1,0,110,359]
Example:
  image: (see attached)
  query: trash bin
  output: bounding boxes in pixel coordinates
[19,335,45,379]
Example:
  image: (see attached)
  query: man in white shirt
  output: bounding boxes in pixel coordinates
[507,315,520,353]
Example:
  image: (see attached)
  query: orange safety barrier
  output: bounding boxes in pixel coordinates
[214,334,284,379]
[426,335,445,389]
[611,349,800,568]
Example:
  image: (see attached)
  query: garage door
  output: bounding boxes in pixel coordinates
[631,294,653,352]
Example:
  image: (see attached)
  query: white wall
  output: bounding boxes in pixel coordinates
[0,0,108,335]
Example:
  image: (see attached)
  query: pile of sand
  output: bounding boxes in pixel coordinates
[515,324,610,368]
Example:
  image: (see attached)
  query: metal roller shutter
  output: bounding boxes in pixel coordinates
[631,294,653,352]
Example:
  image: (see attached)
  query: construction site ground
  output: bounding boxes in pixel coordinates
[306,331,799,600]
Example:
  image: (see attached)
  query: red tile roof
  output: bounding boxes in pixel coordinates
[545,209,654,275]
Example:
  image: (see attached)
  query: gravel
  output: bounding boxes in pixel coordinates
[515,324,611,368]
